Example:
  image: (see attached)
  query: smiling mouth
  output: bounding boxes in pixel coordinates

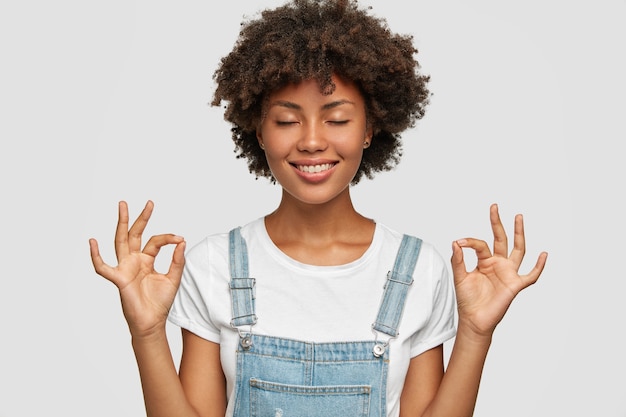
[295,163,336,173]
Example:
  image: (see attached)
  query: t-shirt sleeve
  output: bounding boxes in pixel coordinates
[168,238,222,344]
[409,246,457,357]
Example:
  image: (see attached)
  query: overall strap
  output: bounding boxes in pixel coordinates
[372,234,423,338]
[228,227,257,328]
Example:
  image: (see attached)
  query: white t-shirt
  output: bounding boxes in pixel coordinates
[169,218,456,417]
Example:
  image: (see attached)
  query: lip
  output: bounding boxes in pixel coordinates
[289,159,338,183]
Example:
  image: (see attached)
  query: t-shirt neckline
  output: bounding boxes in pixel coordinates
[251,217,382,275]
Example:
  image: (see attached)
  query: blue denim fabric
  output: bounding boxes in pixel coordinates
[234,335,387,417]
[373,235,422,337]
[228,228,422,417]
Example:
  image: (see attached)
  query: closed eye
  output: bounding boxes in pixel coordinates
[327,120,349,125]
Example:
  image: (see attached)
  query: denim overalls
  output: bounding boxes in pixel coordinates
[228,227,422,417]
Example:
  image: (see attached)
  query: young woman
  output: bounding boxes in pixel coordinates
[89,1,547,416]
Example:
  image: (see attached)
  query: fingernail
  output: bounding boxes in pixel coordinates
[456,239,467,246]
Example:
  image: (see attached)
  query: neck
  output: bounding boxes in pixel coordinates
[267,188,363,234]
[264,187,376,265]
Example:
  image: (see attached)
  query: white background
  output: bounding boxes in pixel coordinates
[1,0,624,416]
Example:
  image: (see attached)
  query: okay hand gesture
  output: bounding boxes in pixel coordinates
[451,204,548,337]
[89,201,185,337]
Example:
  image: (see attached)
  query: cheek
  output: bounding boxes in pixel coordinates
[339,141,364,156]
[336,132,367,156]
[263,139,290,160]
[259,127,286,152]
[261,139,292,174]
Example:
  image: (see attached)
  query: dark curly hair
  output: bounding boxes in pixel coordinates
[211,0,430,184]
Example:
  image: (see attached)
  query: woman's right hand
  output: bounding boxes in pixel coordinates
[89,200,186,338]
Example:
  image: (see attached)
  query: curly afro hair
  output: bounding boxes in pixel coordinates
[211,0,430,184]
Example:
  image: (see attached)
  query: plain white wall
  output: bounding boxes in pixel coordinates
[1,0,624,416]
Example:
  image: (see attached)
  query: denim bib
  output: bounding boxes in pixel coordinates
[228,228,422,417]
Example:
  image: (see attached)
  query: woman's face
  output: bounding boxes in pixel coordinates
[256,75,372,206]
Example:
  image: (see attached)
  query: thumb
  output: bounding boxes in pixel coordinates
[450,240,468,284]
[166,240,186,286]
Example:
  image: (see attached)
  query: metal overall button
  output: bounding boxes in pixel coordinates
[373,343,386,357]
[241,335,253,350]
[371,325,395,358]
[231,321,255,350]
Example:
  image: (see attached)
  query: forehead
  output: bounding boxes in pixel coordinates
[267,75,364,108]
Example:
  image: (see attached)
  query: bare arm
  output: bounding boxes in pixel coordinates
[132,330,201,417]
[400,330,491,417]
[179,330,227,416]
[130,329,226,417]
[401,204,547,417]
[89,201,225,417]
[399,346,444,417]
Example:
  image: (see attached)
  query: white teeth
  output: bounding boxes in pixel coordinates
[297,163,333,173]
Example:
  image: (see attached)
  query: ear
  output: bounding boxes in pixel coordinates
[256,129,265,150]
[363,126,373,149]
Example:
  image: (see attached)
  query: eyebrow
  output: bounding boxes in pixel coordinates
[269,99,356,111]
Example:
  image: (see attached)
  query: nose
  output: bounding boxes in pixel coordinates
[297,121,327,152]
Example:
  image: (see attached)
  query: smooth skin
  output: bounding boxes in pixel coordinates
[401,205,547,417]
[257,76,376,266]
[90,201,226,417]
[89,76,547,417]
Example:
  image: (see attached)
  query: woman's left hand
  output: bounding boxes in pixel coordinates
[451,204,548,338]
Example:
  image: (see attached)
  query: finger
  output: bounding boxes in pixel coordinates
[89,238,119,285]
[509,214,527,266]
[520,251,548,288]
[114,201,131,262]
[456,238,493,261]
[166,240,186,286]
[128,200,155,253]
[142,234,185,258]
[450,240,468,285]
[490,203,508,258]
